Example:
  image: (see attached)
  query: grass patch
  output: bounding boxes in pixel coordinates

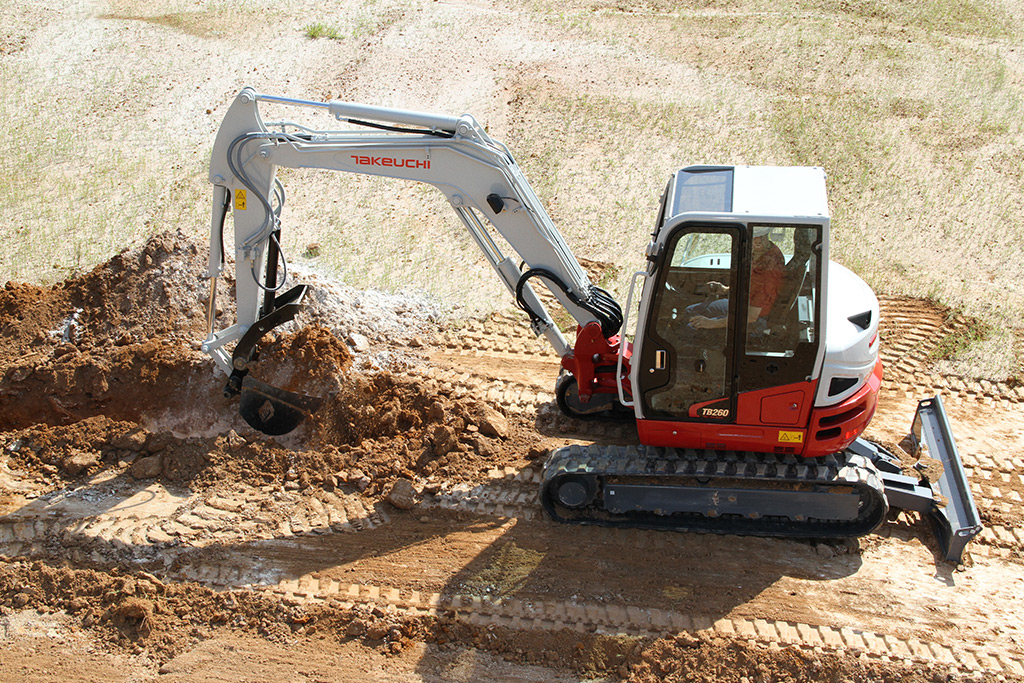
[303,22,343,40]
[0,43,207,284]
[805,0,1017,39]
[927,317,991,363]
[98,8,252,39]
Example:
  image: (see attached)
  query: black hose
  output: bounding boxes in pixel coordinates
[515,269,623,339]
[216,186,230,268]
[344,118,455,138]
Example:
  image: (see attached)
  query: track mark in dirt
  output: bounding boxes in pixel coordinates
[439,312,561,360]
[878,296,1024,405]
[6,504,1021,676]
[1,558,999,683]
[260,574,1024,677]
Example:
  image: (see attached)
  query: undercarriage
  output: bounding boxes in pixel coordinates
[541,397,981,562]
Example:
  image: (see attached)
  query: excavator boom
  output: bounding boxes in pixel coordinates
[202,89,621,432]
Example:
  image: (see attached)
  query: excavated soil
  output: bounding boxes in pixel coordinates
[2,231,1024,682]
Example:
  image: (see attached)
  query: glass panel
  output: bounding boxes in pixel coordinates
[673,168,733,214]
[645,227,736,417]
[745,225,819,357]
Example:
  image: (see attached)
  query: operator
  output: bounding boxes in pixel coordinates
[687,226,785,332]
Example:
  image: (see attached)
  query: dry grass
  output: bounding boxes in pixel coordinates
[1,0,1021,377]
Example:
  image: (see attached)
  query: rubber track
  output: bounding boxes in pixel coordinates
[540,445,888,538]
[255,576,1024,676]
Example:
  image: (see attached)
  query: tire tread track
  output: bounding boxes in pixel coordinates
[253,577,1022,676]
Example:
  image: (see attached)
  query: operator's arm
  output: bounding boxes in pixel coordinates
[690,305,762,330]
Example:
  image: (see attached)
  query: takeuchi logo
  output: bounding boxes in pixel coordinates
[350,155,430,169]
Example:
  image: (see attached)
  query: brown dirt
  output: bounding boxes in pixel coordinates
[0,559,993,683]
[310,370,543,492]
[0,230,219,434]
[2,232,1023,681]
[626,632,949,683]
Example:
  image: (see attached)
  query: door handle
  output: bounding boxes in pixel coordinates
[654,349,667,370]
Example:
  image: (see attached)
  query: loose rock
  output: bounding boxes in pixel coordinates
[130,455,163,480]
[386,478,417,510]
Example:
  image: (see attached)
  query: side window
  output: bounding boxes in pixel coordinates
[643,226,738,418]
[745,225,819,358]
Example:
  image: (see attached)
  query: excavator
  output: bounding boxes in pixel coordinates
[200,88,981,562]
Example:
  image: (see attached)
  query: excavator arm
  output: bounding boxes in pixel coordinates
[202,88,622,432]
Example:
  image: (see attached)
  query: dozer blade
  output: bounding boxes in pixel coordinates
[238,376,323,436]
[853,395,983,563]
[906,395,983,563]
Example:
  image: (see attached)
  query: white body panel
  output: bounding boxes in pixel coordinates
[815,261,880,407]
[731,166,830,218]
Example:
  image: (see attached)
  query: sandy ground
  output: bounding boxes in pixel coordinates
[0,231,1022,682]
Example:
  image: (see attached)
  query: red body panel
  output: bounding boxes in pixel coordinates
[561,322,632,400]
[563,325,882,459]
[801,358,882,457]
[636,359,883,457]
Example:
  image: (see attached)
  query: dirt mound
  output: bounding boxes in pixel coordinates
[5,416,155,485]
[0,230,218,433]
[250,323,353,398]
[2,367,531,502]
[0,229,207,367]
[0,557,390,659]
[0,337,216,433]
[307,370,536,496]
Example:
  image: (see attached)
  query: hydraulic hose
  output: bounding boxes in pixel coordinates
[516,269,623,339]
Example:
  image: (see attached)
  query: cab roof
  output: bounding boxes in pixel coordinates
[669,165,829,221]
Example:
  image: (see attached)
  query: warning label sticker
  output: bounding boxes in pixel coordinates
[778,431,804,443]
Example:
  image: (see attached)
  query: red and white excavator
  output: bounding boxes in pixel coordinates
[201,88,981,561]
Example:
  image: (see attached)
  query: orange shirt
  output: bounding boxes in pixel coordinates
[750,242,785,315]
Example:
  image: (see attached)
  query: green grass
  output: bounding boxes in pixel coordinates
[303,22,343,40]
[928,317,992,363]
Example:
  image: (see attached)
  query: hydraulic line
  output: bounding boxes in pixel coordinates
[250,232,289,294]
[342,117,455,138]
[516,269,623,339]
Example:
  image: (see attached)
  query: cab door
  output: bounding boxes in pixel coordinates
[634,223,743,421]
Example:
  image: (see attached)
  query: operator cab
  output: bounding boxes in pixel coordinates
[633,166,830,452]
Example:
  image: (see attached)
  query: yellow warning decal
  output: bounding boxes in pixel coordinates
[234,188,247,210]
[778,431,804,443]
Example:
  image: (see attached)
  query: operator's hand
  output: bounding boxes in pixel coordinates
[690,315,717,330]
[707,281,728,297]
